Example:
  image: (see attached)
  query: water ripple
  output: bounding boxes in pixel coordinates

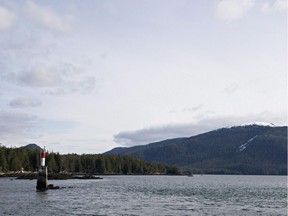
[0,175,286,216]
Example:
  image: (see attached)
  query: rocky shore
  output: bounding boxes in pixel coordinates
[0,172,103,180]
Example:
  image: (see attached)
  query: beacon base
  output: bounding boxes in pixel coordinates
[36,166,48,191]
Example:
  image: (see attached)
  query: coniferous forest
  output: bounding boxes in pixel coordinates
[0,145,181,175]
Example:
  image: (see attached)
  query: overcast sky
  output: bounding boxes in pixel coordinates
[0,0,287,154]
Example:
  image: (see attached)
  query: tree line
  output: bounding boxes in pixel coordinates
[0,145,181,175]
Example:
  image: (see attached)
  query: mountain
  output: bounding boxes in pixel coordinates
[105,124,287,175]
[22,143,43,151]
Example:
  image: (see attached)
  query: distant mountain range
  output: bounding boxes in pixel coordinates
[105,124,287,175]
[22,143,43,151]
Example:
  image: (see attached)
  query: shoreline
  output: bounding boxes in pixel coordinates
[0,172,183,180]
[0,172,103,180]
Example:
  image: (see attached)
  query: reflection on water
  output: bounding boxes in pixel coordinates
[0,175,286,215]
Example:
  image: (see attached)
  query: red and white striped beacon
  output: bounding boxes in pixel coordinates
[41,146,46,167]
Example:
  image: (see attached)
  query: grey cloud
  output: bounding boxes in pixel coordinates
[0,1,74,33]
[216,0,255,21]
[224,83,239,94]
[0,24,56,61]
[0,111,37,144]
[114,120,224,147]
[46,76,97,96]
[169,104,203,114]
[0,5,16,30]
[12,68,62,87]
[4,64,97,95]
[182,105,203,112]
[261,0,287,13]
[114,114,286,147]
[9,98,42,108]
[24,0,74,34]
[216,0,286,23]
[66,76,96,94]
[79,77,97,93]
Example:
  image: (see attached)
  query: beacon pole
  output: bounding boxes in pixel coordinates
[40,147,46,167]
[36,146,48,191]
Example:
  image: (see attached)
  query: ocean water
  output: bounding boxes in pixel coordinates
[0,175,286,216]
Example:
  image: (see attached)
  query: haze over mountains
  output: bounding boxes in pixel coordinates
[105,123,287,175]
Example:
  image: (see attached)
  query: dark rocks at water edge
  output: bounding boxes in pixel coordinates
[47,184,74,189]
[72,174,102,179]
[0,172,103,180]
[36,184,75,191]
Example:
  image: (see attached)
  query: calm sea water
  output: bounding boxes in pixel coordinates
[0,175,286,216]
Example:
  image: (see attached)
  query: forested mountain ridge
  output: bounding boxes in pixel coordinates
[105,124,287,175]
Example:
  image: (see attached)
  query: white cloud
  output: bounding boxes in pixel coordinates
[9,98,42,108]
[261,0,287,13]
[0,5,16,30]
[24,0,73,33]
[114,113,286,146]
[216,0,287,20]
[216,0,256,21]
[274,0,287,11]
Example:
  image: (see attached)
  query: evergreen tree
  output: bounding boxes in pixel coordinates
[47,153,58,172]
[0,148,8,172]
[10,156,22,171]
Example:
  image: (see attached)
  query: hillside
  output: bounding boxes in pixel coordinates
[22,143,43,151]
[105,124,287,175]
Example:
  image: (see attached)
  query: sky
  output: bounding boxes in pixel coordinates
[0,0,287,154]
